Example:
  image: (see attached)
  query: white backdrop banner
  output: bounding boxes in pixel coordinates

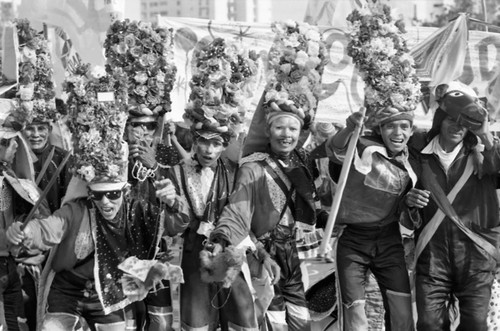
[158,17,500,128]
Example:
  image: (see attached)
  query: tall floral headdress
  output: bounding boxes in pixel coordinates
[104,19,177,118]
[184,37,259,144]
[346,2,422,128]
[63,63,128,186]
[263,20,327,130]
[14,19,58,124]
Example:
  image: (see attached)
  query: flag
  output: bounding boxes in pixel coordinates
[17,0,125,67]
[485,66,500,120]
[410,14,468,111]
[304,0,366,27]
[0,23,19,95]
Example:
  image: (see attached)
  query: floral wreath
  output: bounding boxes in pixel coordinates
[346,2,422,125]
[104,19,177,117]
[63,63,128,183]
[184,37,259,140]
[14,19,58,124]
[263,20,327,130]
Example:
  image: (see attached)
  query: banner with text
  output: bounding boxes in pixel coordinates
[158,17,500,128]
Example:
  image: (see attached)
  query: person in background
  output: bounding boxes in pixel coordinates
[0,98,50,331]
[20,102,71,331]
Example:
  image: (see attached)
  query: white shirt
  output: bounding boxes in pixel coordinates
[421,136,463,173]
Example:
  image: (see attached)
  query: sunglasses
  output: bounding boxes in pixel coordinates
[0,138,12,147]
[130,122,158,131]
[88,189,124,201]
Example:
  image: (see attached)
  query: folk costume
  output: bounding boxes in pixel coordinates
[164,37,259,331]
[329,5,423,330]
[104,20,178,330]
[326,111,417,331]
[409,82,500,331]
[0,99,49,331]
[20,64,165,331]
[211,21,327,331]
[0,19,53,331]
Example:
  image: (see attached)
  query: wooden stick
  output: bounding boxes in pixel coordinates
[318,106,366,256]
[22,152,71,230]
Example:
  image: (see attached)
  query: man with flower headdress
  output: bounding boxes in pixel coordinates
[404,81,500,331]
[159,37,260,331]
[4,63,175,331]
[104,19,180,331]
[13,20,71,330]
[1,19,58,331]
[0,95,51,331]
[326,106,416,331]
[206,21,328,331]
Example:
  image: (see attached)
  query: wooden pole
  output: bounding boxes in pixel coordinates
[482,0,489,32]
[318,106,366,256]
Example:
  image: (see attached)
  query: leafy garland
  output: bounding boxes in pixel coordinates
[104,19,177,116]
[14,18,57,124]
[184,37,259,135]
[63,63,128,183]
[346,2,422,116]
[264,20,327,129]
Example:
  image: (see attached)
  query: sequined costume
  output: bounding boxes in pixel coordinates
[22,197,163,330]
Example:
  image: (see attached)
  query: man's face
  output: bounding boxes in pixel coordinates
[194,137,225,168]
[23,123,51,152]
[127,120,158,145]
[379,120,413,154]
[438,116,468,151]
[89,188,125,221]
[0,137,18,164]
[266,116,301,157]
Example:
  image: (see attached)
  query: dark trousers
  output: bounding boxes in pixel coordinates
[263,237,311,331]
[180,231,257,331]
[336,222,413,331]
[45,270,133,331]
[0,256,22,331]
[416,222,496,331]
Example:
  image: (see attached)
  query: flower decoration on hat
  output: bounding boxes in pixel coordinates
[104,19,177,118]
[184,37,259,143]
[264,20,327,130]
[63,63,128,184]
[14,19,58,125]
[346,2,422,129]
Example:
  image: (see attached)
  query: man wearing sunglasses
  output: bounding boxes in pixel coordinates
[4,168,173,331]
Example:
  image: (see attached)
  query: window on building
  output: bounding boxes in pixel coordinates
[160,11,168,15]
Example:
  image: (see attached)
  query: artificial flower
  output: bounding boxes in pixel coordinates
[104,19,177,116]
[63,63,128,183]
[264,20,327,129]
[13,19,58,124]
[184,37,259,138]
[346,2,422,115]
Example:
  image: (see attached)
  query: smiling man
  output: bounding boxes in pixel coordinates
[325,106,417,331]
[161,126,257,331]
[405,82,500,331]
